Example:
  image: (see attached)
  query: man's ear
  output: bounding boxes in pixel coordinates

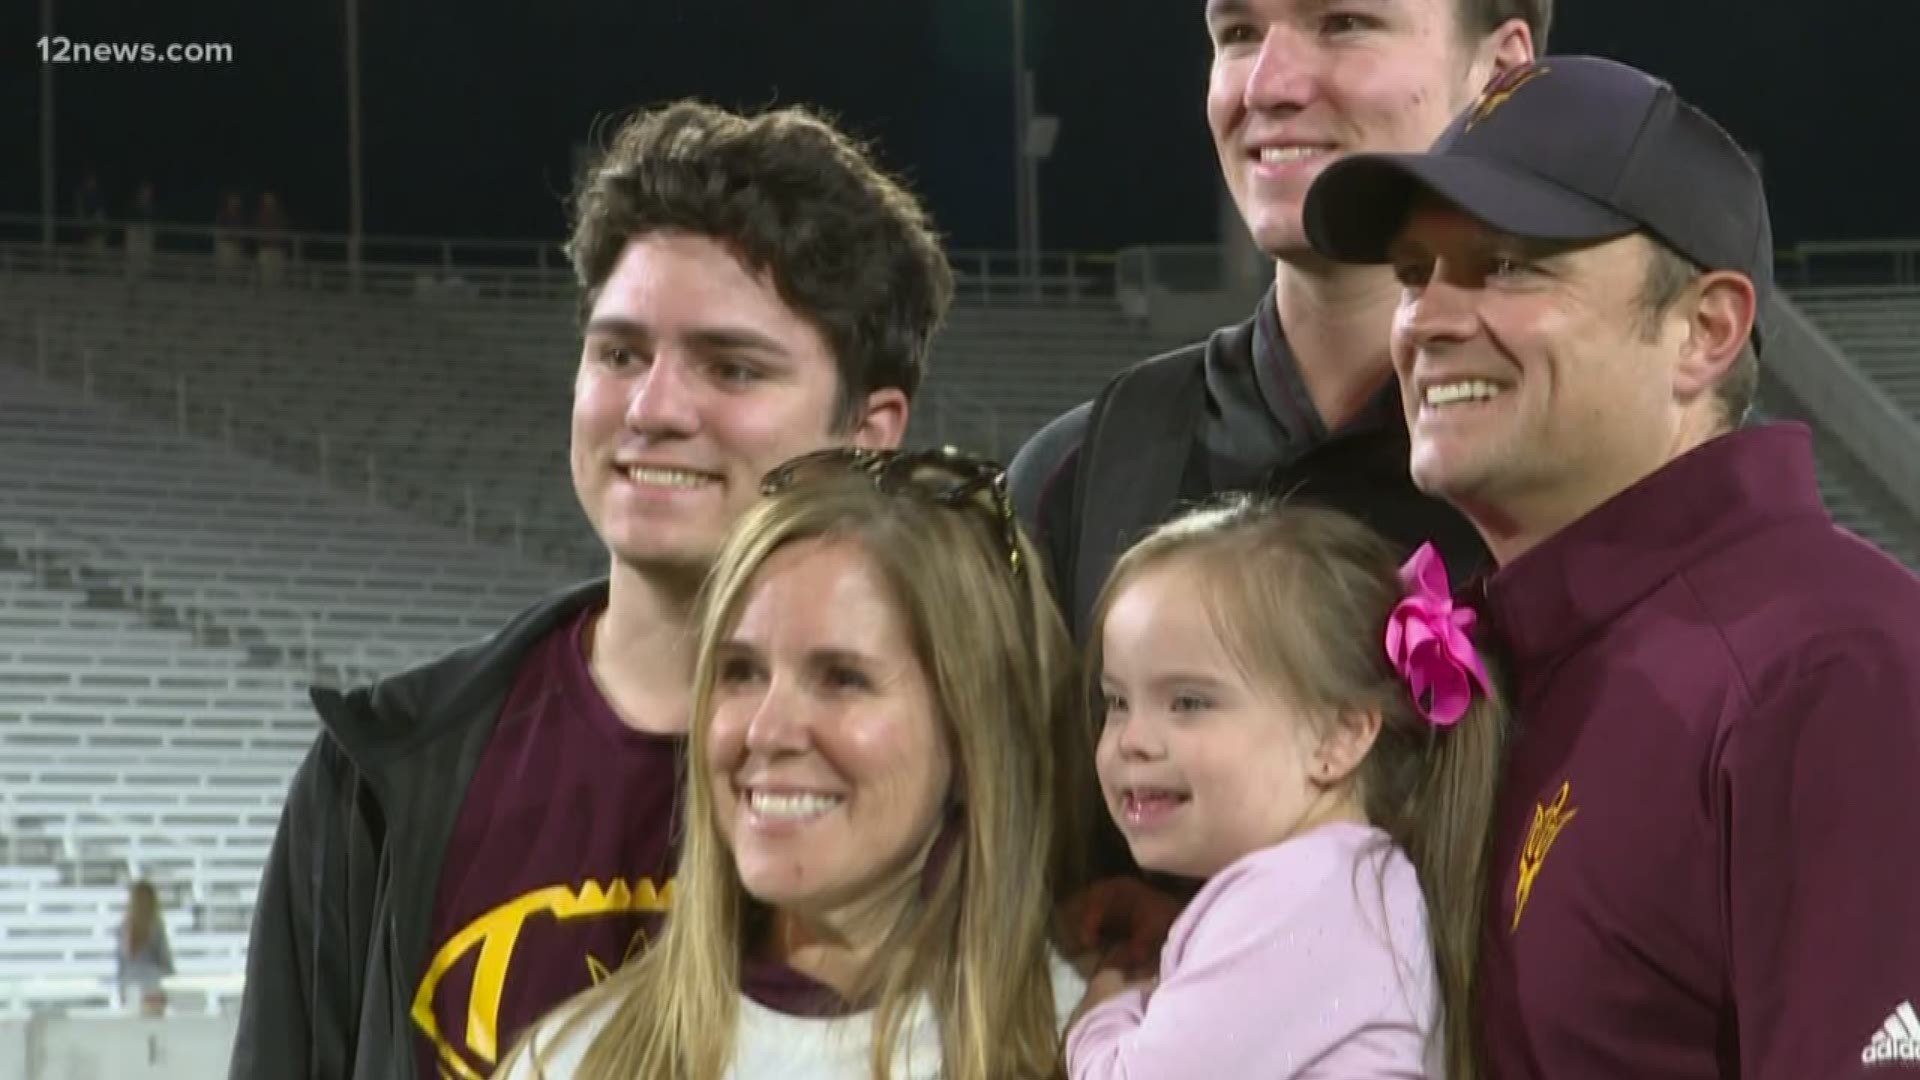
[847,387,910,451]
[1672,271,1756,405]
[1470,19,1538,93]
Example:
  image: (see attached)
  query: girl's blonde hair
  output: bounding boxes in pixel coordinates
[1087,498,1505,1080]
[506,461,1087,1079]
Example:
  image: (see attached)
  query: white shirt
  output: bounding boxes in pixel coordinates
[503,950,1086,1079]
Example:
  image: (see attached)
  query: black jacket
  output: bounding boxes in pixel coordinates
[229,579,609,1080]
[1009,286,1487,640]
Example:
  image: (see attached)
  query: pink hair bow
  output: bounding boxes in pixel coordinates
[1384,542,1491,726]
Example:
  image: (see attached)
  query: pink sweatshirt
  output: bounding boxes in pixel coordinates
[1067,821,1439,1079]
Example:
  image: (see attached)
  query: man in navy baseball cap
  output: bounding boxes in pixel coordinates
[1305,54,1772,351]
[1305,55,1920,1079]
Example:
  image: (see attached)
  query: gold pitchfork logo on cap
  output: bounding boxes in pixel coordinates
[1467,63,1550,130]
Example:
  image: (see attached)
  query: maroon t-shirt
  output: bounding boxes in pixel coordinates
[1477,425,1920,1079]
[412,605,684,1080]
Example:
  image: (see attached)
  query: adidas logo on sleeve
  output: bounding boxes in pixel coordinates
[1865,1001,1920,1067]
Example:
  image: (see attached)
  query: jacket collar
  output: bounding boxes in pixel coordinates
[311,578,610,790]
[1483,423,1825,674]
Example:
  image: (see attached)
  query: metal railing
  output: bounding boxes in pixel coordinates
[1111,243,1272,329]
[4,211,557,272]
[1116,244,1231,295]
[0,225,1075,533]
[25,211,1920,299]
[914,382,1006,459]
[0,229,574,302]
[0,212,1120,306]
[1779,239,1920,289]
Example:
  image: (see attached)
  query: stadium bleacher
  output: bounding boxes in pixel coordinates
[1756,384,1920,570]
[1795,287,1920,429]
[0,363,572,679]
[0,355,576,1018]
[4,271,603,572]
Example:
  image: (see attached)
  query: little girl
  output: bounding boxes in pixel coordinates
[1067,499,1502,1079]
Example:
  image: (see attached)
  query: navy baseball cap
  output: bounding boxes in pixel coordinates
[1304,55,1772,349]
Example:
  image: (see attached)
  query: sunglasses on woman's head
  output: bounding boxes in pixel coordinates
[759,446,1024,583]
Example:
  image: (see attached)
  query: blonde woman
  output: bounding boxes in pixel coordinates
[118,879,174,1017]
[501,447,1090,1080]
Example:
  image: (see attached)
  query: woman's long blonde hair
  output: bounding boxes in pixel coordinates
[123,879,161,955]
[507,466,1087,1079]
[1086,499,1506,1080]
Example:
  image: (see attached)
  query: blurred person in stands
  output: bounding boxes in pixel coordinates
[255,191,290,287]
[124,180,158,280]
[1008,0,1546,958]
[1304,54,1920,1077]
[230,100,953,1080]
[117,879,174,1018]
[74,169,109,255]
[73,169,108,247]
[213,190,248,281]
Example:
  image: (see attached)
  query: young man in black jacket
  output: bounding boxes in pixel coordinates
[1010,0,1548,640]
[229,101,953,1080]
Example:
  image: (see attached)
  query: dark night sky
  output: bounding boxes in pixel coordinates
[5,0,1917,255]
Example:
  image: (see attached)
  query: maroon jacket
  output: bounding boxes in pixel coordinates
[1478,423,1920,1079]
